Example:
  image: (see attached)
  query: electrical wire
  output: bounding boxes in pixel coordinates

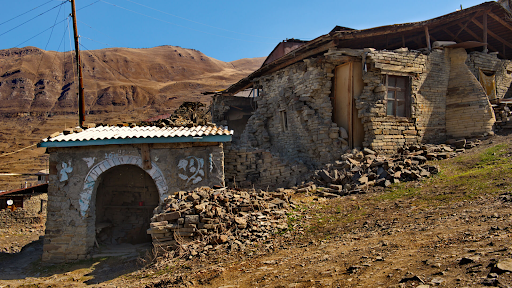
[36,3,64,75]
[0,143,39,158]
[80,42,155,97]
[13,17,68,48]
[100,0,275,44]
[0,0,55,27]
[78,19,127,46]
[0,1,67,38]
[81,36,111,47]
[123,0,280,40]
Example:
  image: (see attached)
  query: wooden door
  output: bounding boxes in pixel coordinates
[332,62,364,148]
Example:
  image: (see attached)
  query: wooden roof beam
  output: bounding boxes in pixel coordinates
[488,11,512,32]
[456,23,504,57]
[472,18,512,50]
[452,11,483,40]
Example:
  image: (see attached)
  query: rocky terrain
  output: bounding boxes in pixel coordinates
[0,132,511,287]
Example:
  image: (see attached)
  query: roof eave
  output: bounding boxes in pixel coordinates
[38,135,232,148]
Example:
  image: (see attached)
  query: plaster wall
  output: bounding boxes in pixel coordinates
[42,142,224,263]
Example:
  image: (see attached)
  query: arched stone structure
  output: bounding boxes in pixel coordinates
[79,155,168,217]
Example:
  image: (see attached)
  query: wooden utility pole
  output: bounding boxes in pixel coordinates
[70,0,85,128]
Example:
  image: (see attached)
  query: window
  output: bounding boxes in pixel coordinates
[386,75,410,117]
[280,110,288,131]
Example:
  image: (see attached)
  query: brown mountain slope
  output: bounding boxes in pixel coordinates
[0,46,264,115]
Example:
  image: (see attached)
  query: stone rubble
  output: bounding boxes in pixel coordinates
[303,139,481,197]
[148,186,292,257]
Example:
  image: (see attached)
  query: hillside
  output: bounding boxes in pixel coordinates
[0,46,264,115]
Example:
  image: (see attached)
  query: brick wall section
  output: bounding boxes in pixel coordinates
[0,208,45,227]
[446,48,495,138]
[466,52,512,99]
[358,48,449,154]
[223,144,308,189]
[240,58,343,167]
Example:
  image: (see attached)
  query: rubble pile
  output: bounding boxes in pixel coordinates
[143,101,212,127]
[494,104,512,130]
[148,186,291,256]
[306,141,481,197]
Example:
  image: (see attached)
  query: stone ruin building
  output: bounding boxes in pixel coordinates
[211,1,512,189]
[38,125,231,262]
[38,1,512,263]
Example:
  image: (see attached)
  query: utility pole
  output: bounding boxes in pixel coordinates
[70,0,85,128]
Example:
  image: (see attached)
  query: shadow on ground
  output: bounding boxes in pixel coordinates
[0,239,152,285]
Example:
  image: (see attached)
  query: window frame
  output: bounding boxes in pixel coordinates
[385,74,411,118]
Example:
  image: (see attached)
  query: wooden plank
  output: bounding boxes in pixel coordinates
[483,12,488,53]
[140,143,152,170]
[488,11,512,32]
[472,18,512,50]
[266,41,336,75]
[425,26,431,50]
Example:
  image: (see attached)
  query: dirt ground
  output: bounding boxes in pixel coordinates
[1,129,512,287]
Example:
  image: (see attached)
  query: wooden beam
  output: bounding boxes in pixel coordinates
[488,11,512,32]
[472,18,512,51]
[452,11,482,40]
[456,23,504,57]
[483,12,488,53]
[140,144,152,170]
[402,34,405,47]
[425,26,431,50]
[267,41,336,75]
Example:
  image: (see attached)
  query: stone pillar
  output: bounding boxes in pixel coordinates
[445,48,495,138]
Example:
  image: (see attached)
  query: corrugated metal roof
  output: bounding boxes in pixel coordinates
[39,125,233,147]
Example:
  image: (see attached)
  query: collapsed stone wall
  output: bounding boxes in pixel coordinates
[21,193,47,215]
[0,208,45,227]
[223,144,308,188]
[466,52,512,99]
[220,47,505,189]
[242,58,343,167]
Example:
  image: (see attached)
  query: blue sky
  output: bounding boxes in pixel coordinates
[0,0,490,62]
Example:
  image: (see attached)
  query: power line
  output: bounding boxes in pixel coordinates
[78,19,127,46]
[14,17,68,48]
[0,0,55,27]
[80,42,155,99]
[123,0,280,40]
[0,143,38,158]
[100,0,275,45]
[0,1,67,38]
[37,3,64,75]
[81,36,111,47]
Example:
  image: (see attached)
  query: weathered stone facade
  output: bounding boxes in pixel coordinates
[217,47,502,189]
[43,142,225,262]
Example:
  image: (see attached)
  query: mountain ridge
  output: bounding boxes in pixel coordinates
[0,45,264,116]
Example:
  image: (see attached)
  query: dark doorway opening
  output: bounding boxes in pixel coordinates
[95,165,159,245]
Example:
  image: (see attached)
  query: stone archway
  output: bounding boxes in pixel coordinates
[94,164,159,244]
[79,155,168,218]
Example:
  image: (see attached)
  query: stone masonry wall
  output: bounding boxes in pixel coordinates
[356,48,449,154]
[223,144,308,189]
[22,192,47,215]
[467,52,512,99]
[446,48,495,138]
[241,57,343,167]
[43,142,225,263]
